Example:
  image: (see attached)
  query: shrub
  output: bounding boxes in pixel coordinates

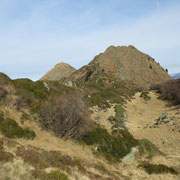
[40,94,91,139]
[32,170,69,180]
[140,92,151,101]
[0,149,14,162]
[0,87,8,100]
[0,117,36,139]
[151,79,180,105]
[139,139,160,158]
[114,105,125,120]
[13,79,49,100]
[139,163,178,175]
[82,127,138,161]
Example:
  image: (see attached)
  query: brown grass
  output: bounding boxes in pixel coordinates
[151,79,180,105]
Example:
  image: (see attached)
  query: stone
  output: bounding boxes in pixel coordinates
[43,82,50,91]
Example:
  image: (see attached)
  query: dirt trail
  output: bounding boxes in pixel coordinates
[125,91,180,165]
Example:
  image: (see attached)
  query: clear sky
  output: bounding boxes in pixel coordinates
[0,0,180,80]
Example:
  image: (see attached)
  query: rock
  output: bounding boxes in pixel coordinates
[122,147,139,164]
[159,113,168,121]
[162,140,168,145]
[95,114,100,121]
[43,82,50,91]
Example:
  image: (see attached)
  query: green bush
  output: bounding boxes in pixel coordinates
[0,117,36,139]
[13,79,49,100]
[139,163,178,175]
[114,105,125,120]
[82,127,138,161]
[140,92,151,101]
[32,170,69,180]
[139,139,160,158]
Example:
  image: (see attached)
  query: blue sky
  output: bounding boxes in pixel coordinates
[0,0,180,80]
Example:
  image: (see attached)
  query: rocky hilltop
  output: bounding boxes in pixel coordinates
[41,62,76,81]
[66,45,171,88]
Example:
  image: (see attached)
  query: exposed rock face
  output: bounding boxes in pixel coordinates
[41,62,76,81]
[67,45,171,88]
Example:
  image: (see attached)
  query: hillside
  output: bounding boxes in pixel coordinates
[41,62,76,81]
[66,45,171,89]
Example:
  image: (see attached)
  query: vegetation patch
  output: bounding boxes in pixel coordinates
[139,139,160,158]
[140,92,151,101]
[13,79,49,100]
[114,105,125,120]
[40,94,91,139]
[32,170,69,180]
[0,113,36,139]
[0,149,14,162]
[151,79,180,105]
[0,87,8,100]
[82,127,138,161]
[139,163,178,175]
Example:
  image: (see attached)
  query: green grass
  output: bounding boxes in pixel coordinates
[0,113,36,139]
[139,163,178,175]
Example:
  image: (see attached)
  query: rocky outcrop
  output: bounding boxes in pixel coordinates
[66,45,171,89]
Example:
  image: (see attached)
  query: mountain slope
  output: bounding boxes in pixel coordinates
[66,45,171,89]
[41,62,76,81]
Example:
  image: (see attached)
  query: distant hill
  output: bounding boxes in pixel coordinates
[41,62,76,81]
[171,73,180,79]
[65,45,171,89]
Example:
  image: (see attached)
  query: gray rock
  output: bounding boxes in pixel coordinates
[122,147,139,164]
[43,82,50,91]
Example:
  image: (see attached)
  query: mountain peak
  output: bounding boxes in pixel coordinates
[41,62,76,81]
[67,45,171,88]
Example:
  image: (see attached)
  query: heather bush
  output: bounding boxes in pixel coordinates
[139,163,178,175]
[151,79,180,105]
[0,87,8,100]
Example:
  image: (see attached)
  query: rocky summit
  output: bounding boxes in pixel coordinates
[67,45,171,89]
[41,62,76,81]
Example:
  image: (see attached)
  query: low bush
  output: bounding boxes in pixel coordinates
[32,170,69,180]
[0,87,8,100]
[140,92,151,101]
[0,116,36,139]
[40,94,91,139]
[13,79,49,100]
[139,163,178,175]
[139,139,160,158]
[82,127,138,161]
[151,79,180,105]
[114,105,125,120]
[0,149,14,162]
